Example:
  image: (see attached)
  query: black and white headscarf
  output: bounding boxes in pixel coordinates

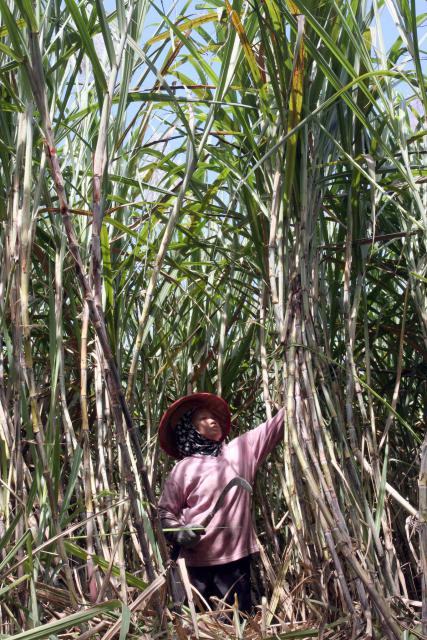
[174,410,223,458]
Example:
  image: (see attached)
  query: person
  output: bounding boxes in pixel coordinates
[158,392,284,614]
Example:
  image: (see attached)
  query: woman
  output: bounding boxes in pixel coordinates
[158,392,284,613]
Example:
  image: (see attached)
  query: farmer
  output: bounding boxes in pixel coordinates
[158,392,284,613]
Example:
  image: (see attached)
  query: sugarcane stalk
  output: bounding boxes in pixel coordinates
[321,517,355,614]
[26,30,168,586]
[289,408,402,638]
[87,4,169,583]
[361,290,397,591]
[94,346,110,504]
[125,137,197,403]
[260,283,273,419]
[343,194,358,453]
[117,448,128,603]
[92,358,114,567]
[16,103,79,605]
[10,111,26,584]
[216,303,227,398]
[56,239,78,459]
[419,432,427,635]
[124,27,236,402]
[283,310,310,566]
[80,301,98,601]
[279,265,402,636]
[268,166,282,308]
[91,11,132,314]
[96,503,131,603]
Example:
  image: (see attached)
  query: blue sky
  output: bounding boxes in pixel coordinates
[96,0,425,141]
[138,1,426,91]
[379,0,425,51]
[102,1,426,63]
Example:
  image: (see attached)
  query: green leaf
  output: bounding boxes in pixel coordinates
[13,0,38,31]
[0,0,25,56]
[64,0,107,96]
[59,445,83,525]
[0,41,24,62]
[411,271,427,284]
[64,541,147,590]
[5,601,121,639]
[93,0,116,67]
[0,99,23,112]
[118,604,131,640]
[0,17,26,37]
[0,574,30,599]
[0,531,32,573]
[104,216,139,239]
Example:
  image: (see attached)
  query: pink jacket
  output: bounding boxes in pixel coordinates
[158,408,284,567]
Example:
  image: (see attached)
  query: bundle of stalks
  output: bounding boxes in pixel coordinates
[0,0,425,638]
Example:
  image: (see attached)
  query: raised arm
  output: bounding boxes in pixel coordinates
[241,406,285,472]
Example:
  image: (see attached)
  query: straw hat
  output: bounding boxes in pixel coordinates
[158,392,231,459]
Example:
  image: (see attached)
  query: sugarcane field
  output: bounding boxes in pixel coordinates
[0,0,426,638]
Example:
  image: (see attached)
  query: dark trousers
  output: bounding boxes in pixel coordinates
[187,555,252,613]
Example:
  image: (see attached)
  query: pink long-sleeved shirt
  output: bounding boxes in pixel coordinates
[158,408,284,567]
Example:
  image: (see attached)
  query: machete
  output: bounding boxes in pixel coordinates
[200,476,252,529]
[169,476,252,561]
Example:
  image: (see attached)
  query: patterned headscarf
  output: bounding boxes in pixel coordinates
[174,410,223,458]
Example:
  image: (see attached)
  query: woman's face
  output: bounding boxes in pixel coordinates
[192,408,222,441]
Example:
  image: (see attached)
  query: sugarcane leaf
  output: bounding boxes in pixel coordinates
[0,574,30,599]
[59,445,83,525]
[118,604,131,640]
[0,41,24,61]
[148,12,219,44]
[93,0,116,68]
[13,0,38,31]
[64,0,107,96]
[5,601,121,639]
[0,0,26,56]
[0,531,32,573]
[63,541,147,590]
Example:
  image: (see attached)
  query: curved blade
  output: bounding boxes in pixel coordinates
[202,476,252,528]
